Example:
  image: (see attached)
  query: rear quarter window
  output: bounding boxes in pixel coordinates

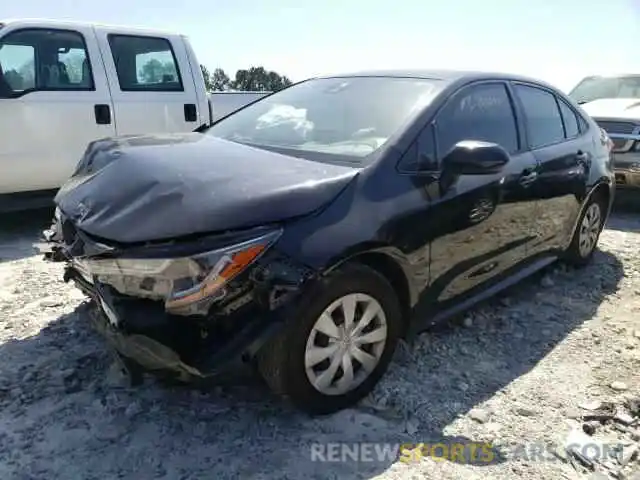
[558,99,580,138]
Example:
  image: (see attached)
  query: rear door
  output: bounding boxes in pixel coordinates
[93,28,200,135]
[511,83,589,256]
[0,23,115,193]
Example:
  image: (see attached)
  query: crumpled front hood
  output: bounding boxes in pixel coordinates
[55,133,359,243]
[580,98,640,120]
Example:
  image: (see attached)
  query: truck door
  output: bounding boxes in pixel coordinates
[93,28,201,135]
[0,23,115,194]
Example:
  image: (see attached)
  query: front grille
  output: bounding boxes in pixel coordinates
[612,138,628,150]
[596,120,637,135]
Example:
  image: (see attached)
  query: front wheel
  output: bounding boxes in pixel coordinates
[564,193,607,266]
[257,263,402,415]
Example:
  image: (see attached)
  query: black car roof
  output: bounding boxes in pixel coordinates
[316,69,558,90]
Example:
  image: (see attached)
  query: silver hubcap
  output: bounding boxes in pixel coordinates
[304,293,387,396]
[578,203,601,257]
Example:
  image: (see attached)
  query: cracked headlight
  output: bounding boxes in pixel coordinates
[74,229,281,315]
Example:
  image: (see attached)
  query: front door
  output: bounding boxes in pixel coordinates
[420,81,540,310]
[0,24,115,194]
[93,29,200,136]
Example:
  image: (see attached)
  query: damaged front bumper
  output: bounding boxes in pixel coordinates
[87,303,203,382]
[41,212,316,382]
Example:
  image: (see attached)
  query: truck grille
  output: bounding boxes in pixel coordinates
[594,120,638,152]
[595,121,636,135]
[612,138,629,150]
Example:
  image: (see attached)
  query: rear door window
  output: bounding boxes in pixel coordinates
[108,34,183,91]
[514,84,565,149]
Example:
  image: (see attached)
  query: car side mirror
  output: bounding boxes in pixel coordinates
[442,140,510,175]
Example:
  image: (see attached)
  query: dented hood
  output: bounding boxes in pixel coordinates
[580,97,640,120]
[54,133,359,243]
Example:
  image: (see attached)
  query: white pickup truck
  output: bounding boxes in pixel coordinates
[0,18,269,211]
[568,74,640,189]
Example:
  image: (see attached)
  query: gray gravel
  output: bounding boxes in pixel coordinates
[0,208,639,480]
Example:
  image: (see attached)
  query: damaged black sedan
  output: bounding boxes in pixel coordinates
[42,70,614,415]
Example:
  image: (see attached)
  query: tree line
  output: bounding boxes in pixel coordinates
[200,65,293,92]
[1,55,293,93]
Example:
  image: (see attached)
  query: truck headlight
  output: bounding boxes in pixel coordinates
[74,229,281,315]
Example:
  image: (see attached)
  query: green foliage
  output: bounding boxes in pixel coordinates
[200,64,291,92]
[200,64,213,91]
[211,68,230,91]
[3,69,24,89]
[2,53,290,93]
[139,59,177,84]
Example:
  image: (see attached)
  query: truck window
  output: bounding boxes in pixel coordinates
[569,75,640,104]
[108,35,183,92]
[0,29,94,97]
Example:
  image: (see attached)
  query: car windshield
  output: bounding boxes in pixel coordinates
[569,75,640,104]
[205,76,442,164]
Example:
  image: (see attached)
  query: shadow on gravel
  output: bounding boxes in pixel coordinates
[606,213,640,234]
[0,246,624,479]
[0,207,54,263]
[612,190,640,213]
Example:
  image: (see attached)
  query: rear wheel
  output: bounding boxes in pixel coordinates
[257,263,402,415]
[564,193,607,266]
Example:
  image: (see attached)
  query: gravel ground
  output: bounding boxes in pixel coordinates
[0,207,639,480]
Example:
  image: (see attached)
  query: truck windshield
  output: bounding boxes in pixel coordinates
[569,75,640,104]
[205,76,442,164]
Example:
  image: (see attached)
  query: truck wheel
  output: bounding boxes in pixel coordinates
[257,263,402,415]
[564,193,607,266]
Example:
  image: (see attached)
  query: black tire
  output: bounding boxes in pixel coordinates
[257,263,402,415]
[564,192,607,266]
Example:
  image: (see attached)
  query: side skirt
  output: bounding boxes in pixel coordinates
[409,254,559,336]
